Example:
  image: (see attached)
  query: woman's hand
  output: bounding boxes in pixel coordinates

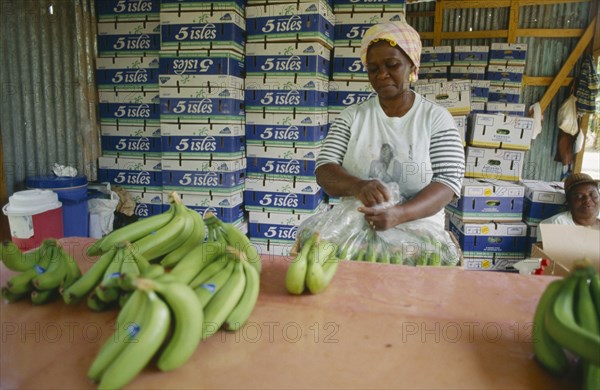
[358,203,404,231]
[353,179,391,207]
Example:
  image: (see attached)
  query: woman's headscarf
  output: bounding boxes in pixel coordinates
[360,21,422,81]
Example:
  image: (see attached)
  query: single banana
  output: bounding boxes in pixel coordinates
[1,239,53,271]
[95,278,120,303]
[88,289,147,382]
[169,241,226,284]
[188,254,230,288]
[590,273,600,319]
[285,233,317,295]
[125,241,151,273]
[62,248,116,304]
[118,290,132,308]
[147,279,204,372]
[160,207,206,268]
[118,244,141,289]
[575,273,600,390]
[32,245,68,290]
[202,260,246,340]
[87,290,112,312]
[531,279,569,376]
[88,203,175,256]
[1,287,26,303]
[545,273,600,366]
[98,290,171,390]
[58,246,82,290]
[214,215,261,274]
[132,202,192,261]
[30,289,58,305]
[195,257,235,307]
[96,245,126,302]
[6,253,52,295]
[225,257,260,331]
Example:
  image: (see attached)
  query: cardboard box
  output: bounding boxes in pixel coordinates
[334,12,404,47]
[331,46,366,81]
[254,241,295,258]
[328,80,375,113]
[471,101,486,114]
[452,45,489,66]
[160,11,246,53]
[520,180,566,224]
[126,189,164,217]
[333,0,406,13]
[173,190,245,223]
[159,87,244,123]
[246,0,334,49]
[244,178,323,213]
[526,223,538,256]
[161,0,245,14]
[158,50,245,89]
[246,42,330,80]
[246,144,320,181]
[417,66,448,82]
[100,124,162,157]
[160,122,245,160]
[469,113,534,150]
[420,46,452,67]
[97,21,160,56]
[448,214,528,259]
[248,210,317,244]
[453,115,467,146]
[486,102,526,117]
[96,56,159,91]
[463,256,522,272]
[470,80,491,102]
[244,75,328,112]
[487,65,524,87]
[465,146,525,182]
[97,156,162,191]
[489,43,528,66]
[413,80,471,116]
[488,85,521,104]
[245,111,329,147]
[445,178,525,222]
[161,158,246,194]
[97,0,160,21]
[531,224,600,276]
[98,91,160,125]
[449,66,486,81]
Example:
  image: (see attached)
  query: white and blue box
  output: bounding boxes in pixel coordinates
[449,66,486,81]
[463,257,522,272]
[470,80,491,102]
[97,156,163,191]
[160,11,246,53]
[488,85,521,104]
[445,178,525,222]
[420,46,452,67]
[246,144,320,181]
[333,11,403,47]
[489,43,528,66]
[486,102,526,117]
[469,113,534,151]
[448,215,528,259]
[244,178,323,213]
[417,66,448,82]
[331,46,366,81]
[97,21,160,57]
[465,146,525,182]
[172,190,245,224]
[161,158,246,193]
[248,210,317,244]
[452,45,489,66]
[97,0,160,21]
[158,50,245,89]
[100,124,162,157]
[99,91,161,125]
[160,87,245,123]
[520,180,566,224]
[245,111,329,147]
[246,42,330,80]
[160,122,245,159]
[161,0,245,14]
[126,189,164,218]
[328,80,375,114]
[245,75,328,112]
[486,65,524,87]
[246,0,335,49]
[413,80,471,116]
[96,56,159,91]
[333,0,406,13]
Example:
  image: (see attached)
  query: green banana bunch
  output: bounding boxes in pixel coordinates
[532,260,600,386]
[1,240,81,305]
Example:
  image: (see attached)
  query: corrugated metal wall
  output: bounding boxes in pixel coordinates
[406,0,594,181]
[0,0,99,196]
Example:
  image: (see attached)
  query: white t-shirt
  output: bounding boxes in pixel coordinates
[537,211,600,242]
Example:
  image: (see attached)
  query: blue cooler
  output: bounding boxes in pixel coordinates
[26,175,89,237]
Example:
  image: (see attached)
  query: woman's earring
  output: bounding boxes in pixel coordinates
[409,73,416,83]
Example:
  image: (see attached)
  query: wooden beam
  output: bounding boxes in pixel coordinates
[538,16,597,112]
[442,0,510,9]
[508,0,520,43]
[517,28,585,38]
[441,30,509,40]
[518,0,593,6]
[522,76,574,86]
[433,0,444,46]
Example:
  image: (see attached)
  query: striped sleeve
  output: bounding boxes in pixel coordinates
[429,128,465,197]
[315,116,353,169]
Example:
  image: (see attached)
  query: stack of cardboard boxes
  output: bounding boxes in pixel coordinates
[243,0,335,256]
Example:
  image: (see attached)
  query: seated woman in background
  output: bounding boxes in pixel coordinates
[538,173,600,239]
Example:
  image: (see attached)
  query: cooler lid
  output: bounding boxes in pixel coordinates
[3,189,62,216]
[27,175,88,189]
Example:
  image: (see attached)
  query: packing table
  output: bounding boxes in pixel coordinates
[1,238,577,389]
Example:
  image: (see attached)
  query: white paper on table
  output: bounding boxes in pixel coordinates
[538,224,600,272]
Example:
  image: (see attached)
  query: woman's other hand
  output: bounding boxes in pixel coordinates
[354,179,391,207]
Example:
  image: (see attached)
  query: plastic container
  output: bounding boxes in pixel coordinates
[26,175,89,237]
[3,189,64,251]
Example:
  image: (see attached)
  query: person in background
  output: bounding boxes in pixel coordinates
[315,20,465,231]
[538,173,600,234]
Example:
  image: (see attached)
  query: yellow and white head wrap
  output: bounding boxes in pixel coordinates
[360,21,422,81]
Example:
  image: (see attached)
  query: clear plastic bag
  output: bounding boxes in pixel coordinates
[296,182,461,266]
